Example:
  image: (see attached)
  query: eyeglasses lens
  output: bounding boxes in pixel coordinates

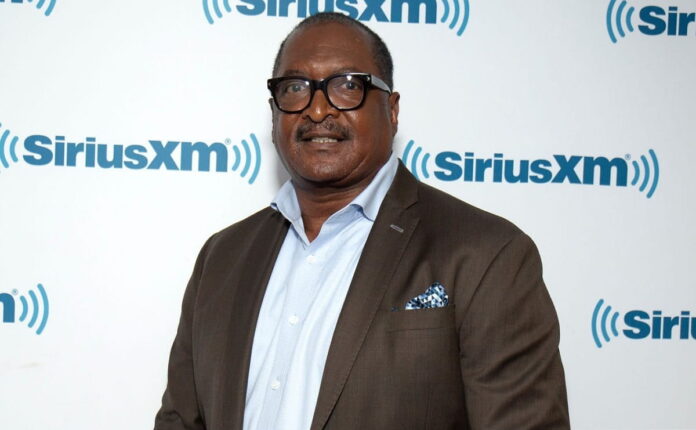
[274,75,366,112]
[327,75,365,109]
[275,79,311,112]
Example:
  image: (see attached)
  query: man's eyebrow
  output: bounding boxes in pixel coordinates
[277,67,366,77]
[331,67,364,75]
[280,69,305,76]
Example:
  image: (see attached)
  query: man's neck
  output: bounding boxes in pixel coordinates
[293,181,369,242]
[285,153,396,242]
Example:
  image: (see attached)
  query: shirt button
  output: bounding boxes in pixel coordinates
[271,379,281,390]
[288,315,299,325]
[306,254,317,264]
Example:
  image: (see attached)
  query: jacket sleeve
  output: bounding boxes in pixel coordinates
[154,237,213,430]
[459,232,570,429]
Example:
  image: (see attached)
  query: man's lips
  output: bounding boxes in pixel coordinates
[296,122,351,143]
[299,132,345,143]
[308,137,340,143]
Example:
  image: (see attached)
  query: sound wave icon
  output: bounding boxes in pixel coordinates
[592,299,620,348]
[401,140,431,181]
[606,0,635,43]
[34,0,56,16]
[230,133,262,184]
[440,0,470,36]
[630,149,659,199]
[16,284,50,335]
[202,0,233,24]
[0,122,20,172]
[0,0,58,17]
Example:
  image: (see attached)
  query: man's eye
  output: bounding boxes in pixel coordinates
[285,84,304,93]
[343,81,359,91]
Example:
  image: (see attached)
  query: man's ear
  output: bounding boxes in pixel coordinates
[269,98,277,146]
[389,92,400,136]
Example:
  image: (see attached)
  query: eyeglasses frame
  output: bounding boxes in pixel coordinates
[267,72,392,114]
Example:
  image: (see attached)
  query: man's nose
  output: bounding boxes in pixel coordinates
[302,89,339,123]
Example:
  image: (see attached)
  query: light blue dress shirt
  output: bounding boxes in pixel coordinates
[242,153,399,430]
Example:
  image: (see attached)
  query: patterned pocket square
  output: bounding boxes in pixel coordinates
[405,282,449,310]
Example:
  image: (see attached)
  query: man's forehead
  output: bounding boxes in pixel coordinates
[276,23,376,76]
[286,22,369,48]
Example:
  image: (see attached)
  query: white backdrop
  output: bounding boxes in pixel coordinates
[1,1,695,429]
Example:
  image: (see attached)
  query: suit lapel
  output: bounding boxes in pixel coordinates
[310,164,420,430]
[216,210,290,430]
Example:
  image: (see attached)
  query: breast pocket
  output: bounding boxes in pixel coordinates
[385,305,456,332]
[368,305,460,386]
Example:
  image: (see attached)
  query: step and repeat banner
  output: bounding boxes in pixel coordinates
[1,1,694,429]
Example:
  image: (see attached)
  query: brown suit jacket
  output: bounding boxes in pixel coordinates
[155,163,570,430]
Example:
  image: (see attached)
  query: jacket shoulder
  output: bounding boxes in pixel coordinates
[416,180,521,233]
[414,180,526,249]
[213,206,280,241]
[198,207,287,269]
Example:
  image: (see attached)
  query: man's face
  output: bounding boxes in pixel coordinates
[271,22,400,190]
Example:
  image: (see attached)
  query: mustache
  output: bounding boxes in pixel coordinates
[295,121,351,141]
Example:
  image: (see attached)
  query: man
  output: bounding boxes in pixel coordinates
[155,12,570,430]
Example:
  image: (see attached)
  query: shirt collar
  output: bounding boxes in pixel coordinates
[271,151,399,224]
[351,151,399,221]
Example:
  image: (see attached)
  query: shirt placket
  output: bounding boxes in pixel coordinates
[255,239,325,430]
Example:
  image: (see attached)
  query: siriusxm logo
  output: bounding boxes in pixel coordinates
[0,123,262,184]
[400,140,660,199]
[0,0,57,17]
[202,0,470,36]
[606,0,696,43]
[0,284,50,335]
[592,299,696,348]
[0,123,20,171]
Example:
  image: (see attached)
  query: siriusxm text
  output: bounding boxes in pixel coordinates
[234,0,437,23]
[433,152,630,186]
[624,310,696,340]
[22,135,230,172]
[638,6,696,36]
[0,292,15,323]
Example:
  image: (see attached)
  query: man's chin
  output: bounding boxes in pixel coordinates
[292,165,354,188]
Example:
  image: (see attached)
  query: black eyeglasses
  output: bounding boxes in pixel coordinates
[267,72,392,114]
